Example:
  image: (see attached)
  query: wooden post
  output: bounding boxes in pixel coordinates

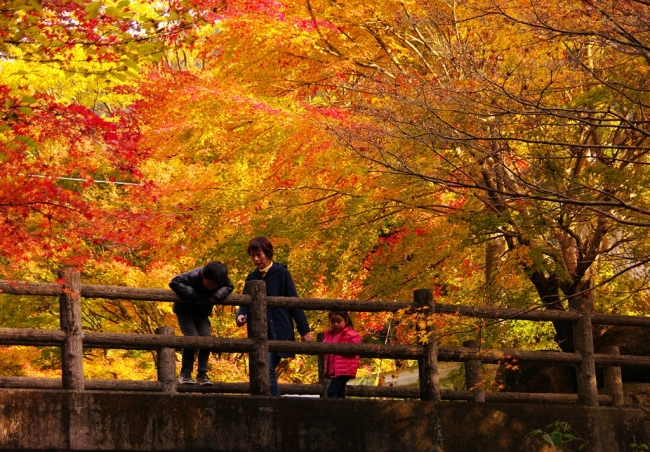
[58,268,84,391]
[156,326,176,394]
[600,345,624,406]
[317,332,329,398]
[244,280,270,396]
[414,289,441,402]
[463,340,485,402]
[572,298,598,406]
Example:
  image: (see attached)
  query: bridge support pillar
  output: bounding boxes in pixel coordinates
[59,268,83,391]
[573,298,598,407]
[414,289,440,402]
[601,345,624,406]
[463,340,485,402]
[317,332,328,398]
[156,326,177,394]
[244,280,270,396]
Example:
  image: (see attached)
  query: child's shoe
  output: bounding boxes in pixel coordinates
[178,374,195,384]
[196,373,213,386]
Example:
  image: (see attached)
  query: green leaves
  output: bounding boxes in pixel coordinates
[526,420,587,451]
[84,1,103,19]
[15,135,39,148]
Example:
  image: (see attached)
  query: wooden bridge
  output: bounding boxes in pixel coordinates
[0,269,649,451]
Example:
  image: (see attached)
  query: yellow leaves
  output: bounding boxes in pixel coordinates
[509,245,533,267]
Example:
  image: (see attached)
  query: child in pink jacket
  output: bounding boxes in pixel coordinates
[323,310,361,398]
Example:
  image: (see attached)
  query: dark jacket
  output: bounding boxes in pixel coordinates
[170,267,234,317]
[236,263,310,357]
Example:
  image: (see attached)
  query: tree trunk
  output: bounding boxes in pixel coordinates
[529,272,577,352]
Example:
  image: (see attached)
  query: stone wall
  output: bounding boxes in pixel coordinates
[0,389,646,451]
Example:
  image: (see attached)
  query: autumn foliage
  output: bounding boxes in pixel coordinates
[2,0,650,382]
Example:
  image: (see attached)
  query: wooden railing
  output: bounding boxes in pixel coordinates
[1,269,649,404]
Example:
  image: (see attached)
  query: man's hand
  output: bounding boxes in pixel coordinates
[301,331,314,342]
[236,314,247,327]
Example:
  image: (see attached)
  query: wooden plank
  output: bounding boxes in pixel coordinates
[80,284,251,306]
[81,284,179,302]
[0,377,162,392]
[177,382,250,394]
[438,346,582,365]
[268,341,422,359]
[265,296,584,321]
[85,380,163,391]
[82,332,254,352]
[591,313,650,327]
[5,327,648,369]
[0,377,61,389]
[59,269,84,391]
[267,341,583,364]
[0,328,65,345]
[245,280,270,396]
[348,385,421,399]
[266,296,410,312]
[594,354,650,367]
[0,280,63,296]
[434,304,581,322]
[4,278,650,326]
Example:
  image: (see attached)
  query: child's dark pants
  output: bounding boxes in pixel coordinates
[327,376,352,398]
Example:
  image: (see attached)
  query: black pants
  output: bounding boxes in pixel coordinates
[327,376,352,399]
[176,315,211,375]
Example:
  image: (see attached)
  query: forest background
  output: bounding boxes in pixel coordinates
[1,0,650,387]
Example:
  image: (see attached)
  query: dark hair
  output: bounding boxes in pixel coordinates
[247,236,274,259]
[202,261,229,286]
[328,311,353,328]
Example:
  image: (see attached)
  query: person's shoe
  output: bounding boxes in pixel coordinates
[178,374,195,384]
[196,374,214,386]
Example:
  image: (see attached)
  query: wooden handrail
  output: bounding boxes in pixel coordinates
[0,272,644,406]
[0,375,617,406]
[4,278,650,326]
[4,325,648,368]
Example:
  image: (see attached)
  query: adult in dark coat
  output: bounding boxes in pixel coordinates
[170,261,234,385]
[236,236,313,396]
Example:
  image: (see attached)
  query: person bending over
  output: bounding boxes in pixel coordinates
[170,261,234,385]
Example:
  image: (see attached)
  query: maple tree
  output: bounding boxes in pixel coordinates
[276,0,650,351]
[0,0,224,378]
[4,0,650,383]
